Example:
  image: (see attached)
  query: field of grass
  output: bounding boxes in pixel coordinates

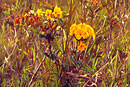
[0,0,130,87]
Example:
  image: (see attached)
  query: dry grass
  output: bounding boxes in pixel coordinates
[0,0,130,86]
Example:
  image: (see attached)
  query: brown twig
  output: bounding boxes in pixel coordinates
[28,56,46,87]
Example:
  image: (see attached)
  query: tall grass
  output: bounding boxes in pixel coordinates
[0,0,130,86]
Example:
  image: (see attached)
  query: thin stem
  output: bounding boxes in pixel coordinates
[28,56,46,87]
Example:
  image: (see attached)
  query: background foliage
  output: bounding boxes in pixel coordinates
[0,0,130,87]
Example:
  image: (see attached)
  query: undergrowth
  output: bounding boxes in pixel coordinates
[0,0,130,87]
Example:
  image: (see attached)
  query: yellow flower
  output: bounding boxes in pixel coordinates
[75,27,83,40]
[69,24,77,36]
[69,23,95,40]
[37,9,44,17]
[77,23,89,39]
[82,30,89,39]
[45,9,52,19]
[78,23,86,29]
[53,6,63,18]
[86,25,95,40]
[77,41,87,51]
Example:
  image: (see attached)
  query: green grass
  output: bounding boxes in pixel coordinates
[0,0,130,86]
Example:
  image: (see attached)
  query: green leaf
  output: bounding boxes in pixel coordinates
[2,10,10,15]
[2,20,5,32]
[22,51,29,56]
[113,82,117,87]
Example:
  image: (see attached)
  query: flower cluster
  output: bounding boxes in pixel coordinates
[69,23,95,51]
[52,6,63,18]
[36,6,63,20]
[69,23,95,40]
[14,6,63,26]
[14,10,42,26]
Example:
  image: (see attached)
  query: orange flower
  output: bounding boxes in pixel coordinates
[14,14,25,25]
[14,18,20,25]
[88,0,102,7]
[77,41,87,51]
